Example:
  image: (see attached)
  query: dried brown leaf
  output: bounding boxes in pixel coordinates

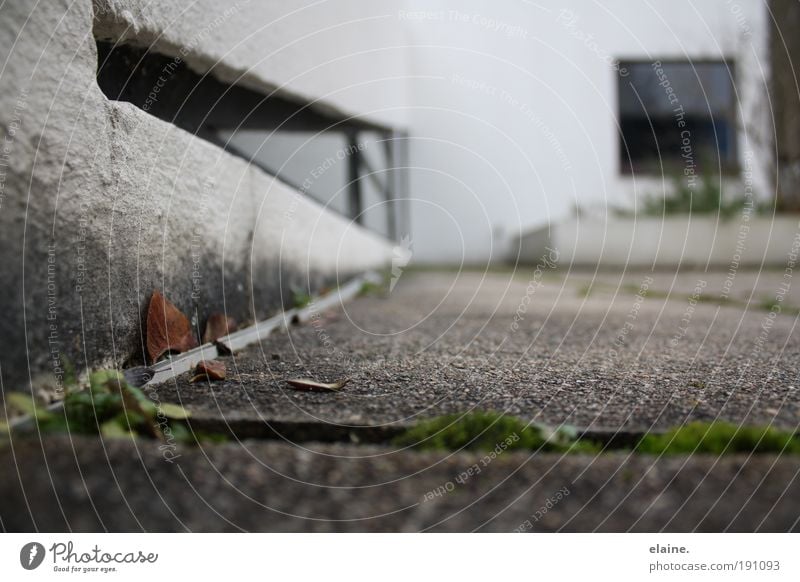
[285,377,350,392]
[146,290,198,363]
[202,313,237,343]
[190,360,226,383]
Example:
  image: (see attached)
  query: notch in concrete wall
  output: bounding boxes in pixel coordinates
[95,41,408,240]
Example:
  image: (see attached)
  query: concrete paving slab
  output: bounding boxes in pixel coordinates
[1,436,797,532]
[147,270,800,432]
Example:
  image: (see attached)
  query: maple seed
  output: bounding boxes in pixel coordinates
[285,378,350,392]
[203,313,237,343]
[191,360,226,383]
[146,290,198,363]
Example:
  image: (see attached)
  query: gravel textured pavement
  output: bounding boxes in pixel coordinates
[150,269,800,432]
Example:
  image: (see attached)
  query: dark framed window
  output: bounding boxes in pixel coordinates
[617,60,737,175]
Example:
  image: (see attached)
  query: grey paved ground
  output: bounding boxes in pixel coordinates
[2,269,800,532]
[152,269,800,431]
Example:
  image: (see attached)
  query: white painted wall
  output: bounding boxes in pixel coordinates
[401,0,772,264]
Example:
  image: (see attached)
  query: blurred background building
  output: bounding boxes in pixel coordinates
[189,0,789,267]
[403,0,777,265]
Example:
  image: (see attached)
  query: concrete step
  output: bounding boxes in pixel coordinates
[2,435,797,532]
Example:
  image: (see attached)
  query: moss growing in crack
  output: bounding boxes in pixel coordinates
[393,412,599,453]
[395,415,800,456]
[4,370,191,441]
[359,270,392,297]
[290,287,312,309]
[636,421,800,455]
[358,280,386,297]
[759,296,800,315]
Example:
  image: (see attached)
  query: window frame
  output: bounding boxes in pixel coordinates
[615,58,739,177]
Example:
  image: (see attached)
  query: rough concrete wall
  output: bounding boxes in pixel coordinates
[0,0,393,392]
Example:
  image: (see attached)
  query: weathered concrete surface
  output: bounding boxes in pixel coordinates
[0,0,393,391]
[1,435,798,532]
[150,269,800,432]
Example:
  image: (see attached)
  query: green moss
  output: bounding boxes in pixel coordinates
[190,431,231,444]
[358,280,386,297]
[759,297,800,315]
[640,172,748,219]
[636,421,800,455]
[393,412,599,453]
[290,287,312,309]
[585,281,800,316]
[395,416,800,457]
[5,369,191,441]
[60,356,78,391]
